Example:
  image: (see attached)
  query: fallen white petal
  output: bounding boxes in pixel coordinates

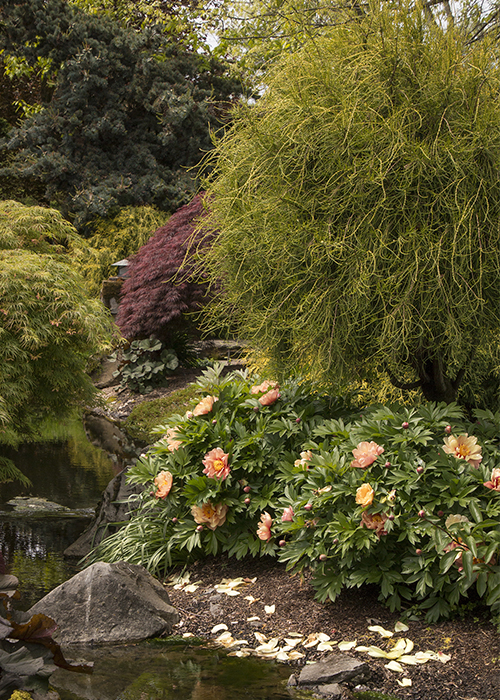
[254,632,267,643]
[317,632,331,642]
[284,638,303,647]
[437,651,452,663]
[275,651,290,661]
[404,639,414,654]
[338,641,357,651]
[183,584,199,593]
[399,655,420,665]
[264,605,275,614]
[182,632,195,638]
[397,678,412,687]
[227,649,251,657]
[386,661,404,673]
[244,595,258,603]
[247,616,260,622]
[287,650,305,660]
[368,625,394,638]
[317,641,338,651]
[366,646,390,659]
[211,624,228,634]
[394,621,409,633]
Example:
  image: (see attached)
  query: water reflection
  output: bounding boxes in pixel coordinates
[50,643,292,700]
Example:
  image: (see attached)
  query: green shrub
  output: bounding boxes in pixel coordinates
[72,206,169,296]
[274,403,500,626]
[86,364,351,572]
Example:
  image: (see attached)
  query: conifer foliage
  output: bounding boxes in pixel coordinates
[116,193,212,343]
[0,0,241,230]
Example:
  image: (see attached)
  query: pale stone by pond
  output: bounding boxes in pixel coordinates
[28,561,179,645]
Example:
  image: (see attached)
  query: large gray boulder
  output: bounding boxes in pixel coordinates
[28,561,179,645]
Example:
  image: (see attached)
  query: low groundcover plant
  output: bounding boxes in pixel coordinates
[88,368,500,626]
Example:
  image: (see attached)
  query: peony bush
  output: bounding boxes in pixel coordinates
[274,403,500,624]
[88,369,500,626]
[88,364,350,571]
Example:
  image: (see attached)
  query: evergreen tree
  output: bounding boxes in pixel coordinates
[0,0,241,231]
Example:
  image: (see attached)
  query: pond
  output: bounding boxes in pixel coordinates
[0,418,294,700]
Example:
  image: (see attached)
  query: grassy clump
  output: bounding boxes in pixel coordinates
[123,384,202,443]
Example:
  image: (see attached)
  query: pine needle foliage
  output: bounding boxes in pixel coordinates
[116,194,213,343]
[202,1,500,404]
[0,201,115,482]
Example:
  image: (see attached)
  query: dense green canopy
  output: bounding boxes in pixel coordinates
[0,0,241,230]
[203,2,500,403]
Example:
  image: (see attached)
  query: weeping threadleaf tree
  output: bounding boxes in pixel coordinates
[0,201,115,483]
[202,1,500,403]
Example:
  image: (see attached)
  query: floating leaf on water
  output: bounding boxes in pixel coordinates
[264,605,275,614]
[338,641,357,651]
[397,678,412,687]
[211,624,228,634]
[386,660,404,673]
[394,621,409,633]
[368,625,394,638]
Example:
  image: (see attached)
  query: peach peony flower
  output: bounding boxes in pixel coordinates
[258,389,280,406]
[355,483,374,507]
[154,470,173,499]
[442,433,482,468]
[257,511,273,541]
[193,395,218,416]
[192,501,228,530]
[164,427,182,452]
[202,447,230,480]
[251,380,279,395]
[281,506,294,522]
[484,467,500,491]
[361,511,388,538]
[351,441,385,469]
[294,450,313,468]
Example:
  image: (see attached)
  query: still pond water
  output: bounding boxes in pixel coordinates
[0,420,292,700]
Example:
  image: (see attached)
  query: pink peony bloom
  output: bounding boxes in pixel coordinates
[351,441,384,469]
[259,389,280,406]
[484,467,500,491]
[257,511,273,541]
[442,433,482,468]
[251,380,280,395]
[193,395,218,416]
[294,450,313,468]
[192,501,228,530]
[154,470,173,499]
[361,511,388,538]
[164,427,182,452]
[355,483,374,507]
[202,447,230,480]
[281,506,294,522]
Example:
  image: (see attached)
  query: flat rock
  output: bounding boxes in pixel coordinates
[298,654,370,686]
[314,683,343,699]
[28,561,179,645]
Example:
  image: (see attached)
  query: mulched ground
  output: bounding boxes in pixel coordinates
[165,555,500,700]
